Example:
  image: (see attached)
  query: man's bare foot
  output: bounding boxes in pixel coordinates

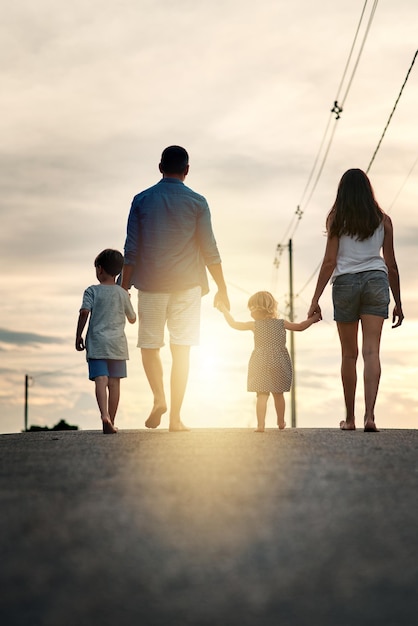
[278,421,286,430]
[364,419,379,432]
[169,420,190,432]
[340,420,356,431]
[145,406,167,429]
[103,418,118,434]
[254,428,265,432]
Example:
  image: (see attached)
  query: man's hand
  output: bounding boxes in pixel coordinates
[214,290,230,312]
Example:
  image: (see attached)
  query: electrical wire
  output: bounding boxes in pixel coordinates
[274,0,380,255]
[387,154,418,212]
[366,49,418,174]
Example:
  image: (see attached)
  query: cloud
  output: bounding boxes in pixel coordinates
[0,328,65,346]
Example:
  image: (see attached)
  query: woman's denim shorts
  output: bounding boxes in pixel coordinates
[332,270,389,322]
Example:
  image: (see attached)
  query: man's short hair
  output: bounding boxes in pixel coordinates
[160,146,189,174]
[94,249,124,277]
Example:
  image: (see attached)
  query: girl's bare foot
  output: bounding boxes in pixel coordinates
[340,420,356,431]
[254,428,265,432]
[277,421,286,430]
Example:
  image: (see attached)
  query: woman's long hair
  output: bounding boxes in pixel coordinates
[327,169,384,240]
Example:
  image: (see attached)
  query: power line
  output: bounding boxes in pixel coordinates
[366,49,418,173]
[387,154,418,212]
[275,0,380,254]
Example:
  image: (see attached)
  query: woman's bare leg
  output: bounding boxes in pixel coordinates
[336,321,359,430]
[360,314,384,432]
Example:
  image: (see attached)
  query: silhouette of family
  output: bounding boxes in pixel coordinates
[75,146,403,434]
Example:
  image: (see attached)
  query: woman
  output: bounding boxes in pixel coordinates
[308,169,404,432]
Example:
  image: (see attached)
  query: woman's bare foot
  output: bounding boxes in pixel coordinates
[364,419,379,432]
[169,420,190,432]
[340,420,356,431]
[102,418,118,434]
[145,405,167,429]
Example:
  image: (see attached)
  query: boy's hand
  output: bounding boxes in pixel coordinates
[75,337,85,351]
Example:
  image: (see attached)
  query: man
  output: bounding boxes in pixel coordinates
[121,146,230,431]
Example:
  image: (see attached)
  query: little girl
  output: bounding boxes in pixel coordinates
[218,291,321,432]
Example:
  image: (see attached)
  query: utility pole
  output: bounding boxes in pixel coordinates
[24,375,33,432]
[274,239,297,427]
[288,239,296,428]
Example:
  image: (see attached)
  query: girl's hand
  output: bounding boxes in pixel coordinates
[216,301,227,313]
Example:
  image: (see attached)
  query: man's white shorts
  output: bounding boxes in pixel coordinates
[137,286,202,348]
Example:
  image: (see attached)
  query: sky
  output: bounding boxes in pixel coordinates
[1,0,417,434]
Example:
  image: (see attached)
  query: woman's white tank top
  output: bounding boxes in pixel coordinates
[331,222,387,283]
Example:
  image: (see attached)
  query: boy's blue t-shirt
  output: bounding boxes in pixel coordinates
[81,284,135,360]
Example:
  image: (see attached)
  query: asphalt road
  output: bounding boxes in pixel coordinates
[1,428,417,626]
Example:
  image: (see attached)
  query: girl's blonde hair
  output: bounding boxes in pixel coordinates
[247,291,278,317]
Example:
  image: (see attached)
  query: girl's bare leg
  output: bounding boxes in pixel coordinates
[95,376,117,434]
[255,393,268,432]
[108,377,120,425]
[273,393,286,429]
[336,321,359,430]
[360,314,384,432]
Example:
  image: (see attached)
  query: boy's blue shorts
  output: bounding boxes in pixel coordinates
[88,359,127,381]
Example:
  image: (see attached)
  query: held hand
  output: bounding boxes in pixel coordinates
[214,291,230,312]
[308,302,322,319]
[392,306,404,328]
[311,311,322,324]
[75,337,85,351]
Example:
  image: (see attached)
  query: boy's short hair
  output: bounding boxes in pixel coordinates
[160,145,189,174]
[94,249,124,277]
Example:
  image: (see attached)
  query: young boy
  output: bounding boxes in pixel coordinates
[76,249,136,434]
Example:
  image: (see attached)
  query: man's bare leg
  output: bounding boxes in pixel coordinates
[141,348,167,428]
[169,344,190,431]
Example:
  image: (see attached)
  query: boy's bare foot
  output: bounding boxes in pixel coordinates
[103,418,118,434]
[364,419,379,432]
[254,428,265,432]
[169,420,190,432]
[145,405,167,429]
[340,420,356,431]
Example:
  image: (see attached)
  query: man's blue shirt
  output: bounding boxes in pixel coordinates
[124,178,221,294]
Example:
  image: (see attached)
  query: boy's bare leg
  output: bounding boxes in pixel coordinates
[141,348,167,428]
[169,344,190,431]
[255,393,268,432]
[108,377,120,425]
[273,393,286,429]
[95,376,117,434]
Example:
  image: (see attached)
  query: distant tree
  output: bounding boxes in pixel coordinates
[26,419,79,432]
